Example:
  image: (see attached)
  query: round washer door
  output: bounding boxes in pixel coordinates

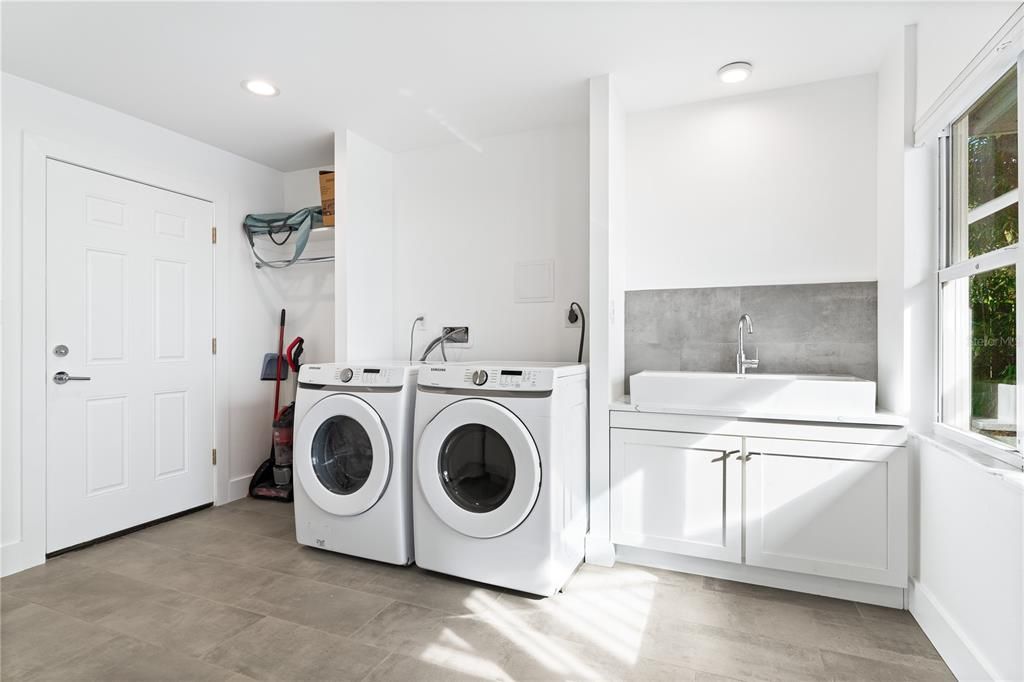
[295,393,392,516]
[417,398,540,539]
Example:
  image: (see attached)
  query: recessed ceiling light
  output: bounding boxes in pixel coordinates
[241,79,279,97]
[718,62,753,84]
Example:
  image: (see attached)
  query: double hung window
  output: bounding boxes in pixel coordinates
[938,67,1023,469]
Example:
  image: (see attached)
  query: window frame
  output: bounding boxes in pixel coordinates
[936,60,1024,471]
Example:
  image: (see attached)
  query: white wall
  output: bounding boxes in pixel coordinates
[278,165,335,365]
[878,7,1024,680]
[1,73,289,574]
[391,124,588,363]
[625,74,878,291]
[283,166,331,209]
[915,2,1022,122]
[342,132,394,362]
[911,438,1023,682]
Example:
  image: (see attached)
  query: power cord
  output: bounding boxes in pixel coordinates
[568,301,586,364]
[409,316,424,362]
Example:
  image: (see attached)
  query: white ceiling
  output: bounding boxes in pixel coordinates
[0,2,1012,171]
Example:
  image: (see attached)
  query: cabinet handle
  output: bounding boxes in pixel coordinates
[711,449,741,463]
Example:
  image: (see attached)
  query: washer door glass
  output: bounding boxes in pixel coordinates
[295,393,392,517]
[312,416,373,495]
[417,398,541,539]
[438,424,515,513]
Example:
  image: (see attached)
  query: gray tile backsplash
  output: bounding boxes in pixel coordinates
[625,282,877,390]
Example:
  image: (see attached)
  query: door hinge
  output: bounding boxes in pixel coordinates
[211,226,217,244]
[212,448,217,466]
[212,337,217,354]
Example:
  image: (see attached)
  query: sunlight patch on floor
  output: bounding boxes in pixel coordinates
[469,592,603,678]
[415,567,660,679]
[420,634,511,681]
[537,567,657,663]
[537,585,652,662]
[438,626,476,652]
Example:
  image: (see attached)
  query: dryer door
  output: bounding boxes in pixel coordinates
[417,398,541,538]
[295,393,392,516]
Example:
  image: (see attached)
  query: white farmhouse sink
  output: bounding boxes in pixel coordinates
[630,371,877,417]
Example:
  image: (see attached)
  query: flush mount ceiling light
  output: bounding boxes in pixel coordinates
[241,79,279,97]
[718,62,753,84]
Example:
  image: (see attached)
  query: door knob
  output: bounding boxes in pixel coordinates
[53,371,91,385]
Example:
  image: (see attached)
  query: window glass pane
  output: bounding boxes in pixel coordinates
[942,266,1017,446]
[968,202,1018,258]
[971,267,1017,444]
[951,68,1018,263]
[967,70,1018,207]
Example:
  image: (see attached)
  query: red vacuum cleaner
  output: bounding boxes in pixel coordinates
[250,309,304,502]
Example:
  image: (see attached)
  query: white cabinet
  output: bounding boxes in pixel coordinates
[608,418,908,589]
[610,430,742,563]
[744,437,907,587]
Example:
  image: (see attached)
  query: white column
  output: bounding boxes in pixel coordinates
[586,74,626,566]
[343,132,395,361]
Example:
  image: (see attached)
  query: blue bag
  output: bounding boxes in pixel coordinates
[243,206,323,269]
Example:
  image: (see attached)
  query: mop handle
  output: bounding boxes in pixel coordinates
[273,309,286,421]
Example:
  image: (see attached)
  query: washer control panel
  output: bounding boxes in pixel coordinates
[419,365,555,392]
[299,363,415,388]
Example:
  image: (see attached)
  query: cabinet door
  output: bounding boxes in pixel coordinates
[611,429,742,562]
[745,438,907,586]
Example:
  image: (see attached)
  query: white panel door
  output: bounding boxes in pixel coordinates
[745,438,907,587]
[45,160,214,552]
[611,429,742,562]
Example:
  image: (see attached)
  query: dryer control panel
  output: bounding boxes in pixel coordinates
[418,364,558,392]
[299,363,415,388]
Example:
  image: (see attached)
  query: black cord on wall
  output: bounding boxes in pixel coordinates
[569,301,586,364]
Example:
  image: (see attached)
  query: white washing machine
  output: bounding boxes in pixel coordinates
[294,362,418,565]
[412,362,588,596]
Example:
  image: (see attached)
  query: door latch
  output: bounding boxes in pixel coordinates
[53,371,91,385]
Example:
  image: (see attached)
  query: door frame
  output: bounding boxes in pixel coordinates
[6,132,233,575]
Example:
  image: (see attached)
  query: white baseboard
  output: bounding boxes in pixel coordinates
[0,542,45,578]
[909,578,999,681]
[584,533,616,567]
[227,474,253,504]
[615,545,906,608]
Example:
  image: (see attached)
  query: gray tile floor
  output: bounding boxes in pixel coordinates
[1,498,952,681]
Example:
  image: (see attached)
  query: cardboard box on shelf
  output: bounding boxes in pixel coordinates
[319,171,335,227]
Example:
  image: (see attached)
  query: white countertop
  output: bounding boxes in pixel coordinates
[611,396,909,427]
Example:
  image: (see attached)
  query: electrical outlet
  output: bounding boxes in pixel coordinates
[565,307,582,328]
[414,315,426,330]
[443,326,470,344]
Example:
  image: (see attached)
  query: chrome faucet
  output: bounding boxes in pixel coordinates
[736,314,759,375]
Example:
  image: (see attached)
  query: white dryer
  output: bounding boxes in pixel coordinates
[294,362,418,565]
[412,362,588,596]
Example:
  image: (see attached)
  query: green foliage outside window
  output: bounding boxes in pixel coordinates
[968,132,1018,381]
[968,130,1017,419]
